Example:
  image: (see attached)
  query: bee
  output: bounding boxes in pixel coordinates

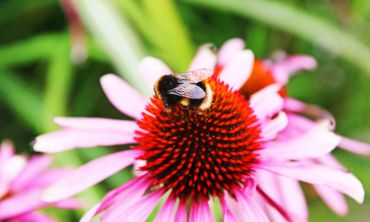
[154,69,213,111]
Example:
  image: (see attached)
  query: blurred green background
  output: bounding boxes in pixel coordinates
[0,0,369,221]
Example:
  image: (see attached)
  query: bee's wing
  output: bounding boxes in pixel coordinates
[176,69,212,83]
[167,83,206,99]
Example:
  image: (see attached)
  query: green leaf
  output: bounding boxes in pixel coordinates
[75,0,150,96]
[0,34,59,68]
[184,0,370,75]
[42,36,74,131]
[116,0,194,72]
[0,0,57,26]
[0,71,43,133]
[141,0,194,71]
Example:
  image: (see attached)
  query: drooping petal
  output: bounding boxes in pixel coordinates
[217,38,245,66]
[220,196,239,222]
[139,57,172,90]
[174,200,187,222]
[43,150,142,202]
[259,162,365,203]
[235,190,269,222]
[81,176,148,222]
[271,55,317,84]
[218,50,254,90]
[102,190,163,222]
[23,169,72,190]
[250,84,284,121]
[317,154,345,170]
[100,74,148,119]
[257,170,307,222]
[261,112,288,140]
[0,140,14,164]
[339,137,370,155]
[80,203,101,222]
[54,117,138,132]
[260,124,341,160]
[54,198,83,209]
[188,44,217,71]
[189,200,215,222]
[283,97,306,112]
[9,212,56,222]
[33,129,136,153]
[10,155,52,192]
[0,156,26,198]
[0,190,44,220]
[154,196,176,222]
[314,185,348,216]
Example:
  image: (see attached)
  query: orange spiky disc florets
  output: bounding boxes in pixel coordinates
[134,77,261,201]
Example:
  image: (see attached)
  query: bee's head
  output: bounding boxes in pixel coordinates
[154,75,182,109]
[155,75,179,94]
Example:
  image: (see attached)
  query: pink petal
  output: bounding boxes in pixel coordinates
[101,177,149,220]
[10,155,52,192]
[43,150,142,202]
[0,140,14,164]
[139,57,171,90]
[217,38,245,66]
[218,50,254,90]
[317,154,345,170]
[174,200,187,222]
[100,74,148,119]
[259,162,365,203]
[0,190,44,220]
[102,190,163,222]
[54,117,138,132]
[10,212,56,222]
[188,44,217,71]
[260,124,341,160]
[33,129,136,153]
[189,200,215,222]
[271,55,317,84]
[0,141,16,198]
[154,197,176,222]
[257,170,307,221]
[54,198,83,209]
[220,196,238,222]
[235,190,269,222]
[24,169,72,189]
[314,185,348,216]
[81,177,148,222]
[261,112,288,140]
[339,137,370,155]
[250,84,284,121]
[80,203,101,222]
[0,156,26,198]
[283,97,306,112]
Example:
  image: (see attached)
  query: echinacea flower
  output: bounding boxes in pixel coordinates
[0,140,80,222]
[216,39,370,220]
[34,40,365,222]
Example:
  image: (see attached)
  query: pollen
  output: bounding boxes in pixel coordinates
[134,77,262,201]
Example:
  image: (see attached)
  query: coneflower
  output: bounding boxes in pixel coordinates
[34,41,364,222]
[0,140,80,221]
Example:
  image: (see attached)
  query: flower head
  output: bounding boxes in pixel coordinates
[219,38,370,219]
[0,140,80,221]
[33,39,366,222]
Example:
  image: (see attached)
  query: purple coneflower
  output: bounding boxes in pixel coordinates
[218,39,370,220]
[0,140,80,222]
[33,40,365,222]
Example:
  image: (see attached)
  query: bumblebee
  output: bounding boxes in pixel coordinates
[154,69,213,111]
